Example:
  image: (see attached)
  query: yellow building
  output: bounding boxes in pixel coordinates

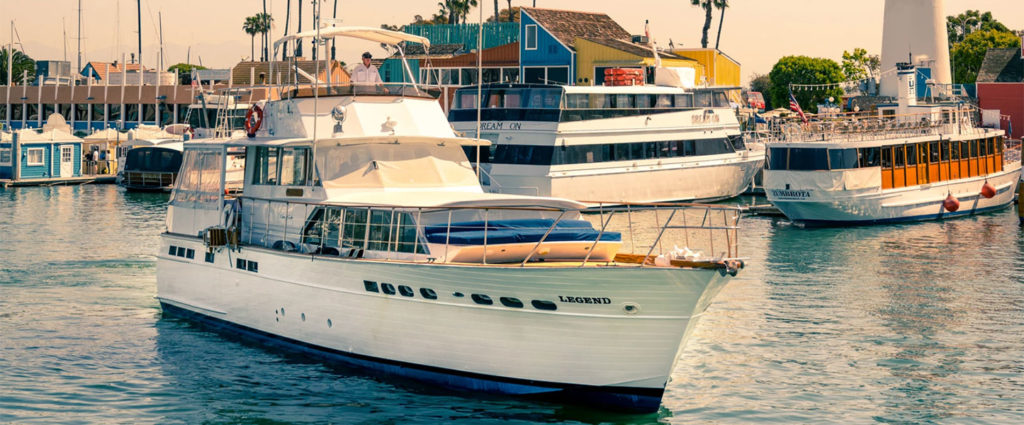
[670,48,742,87]
[573,38,700,86]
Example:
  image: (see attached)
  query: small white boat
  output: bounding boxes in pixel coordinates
[762,62,1022,225]
[156,26,745,412]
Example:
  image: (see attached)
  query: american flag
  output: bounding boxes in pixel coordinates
[789,92,808,123]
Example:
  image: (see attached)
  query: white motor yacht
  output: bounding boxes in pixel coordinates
[156,27,745,412]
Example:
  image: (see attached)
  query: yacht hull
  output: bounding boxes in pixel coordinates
[487,155,765,204]
[766,167,1021,226]
[156,234,732,412]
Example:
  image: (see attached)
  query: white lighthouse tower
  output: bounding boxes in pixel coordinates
[880,0,952,98]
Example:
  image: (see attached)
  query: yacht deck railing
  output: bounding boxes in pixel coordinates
[749,109,996,145]
[225,196,742,270]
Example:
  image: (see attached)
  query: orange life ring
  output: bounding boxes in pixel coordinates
[245,104,263,137]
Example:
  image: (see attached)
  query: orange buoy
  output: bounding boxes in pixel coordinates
[943,194,960,212]
[980,182,996,199]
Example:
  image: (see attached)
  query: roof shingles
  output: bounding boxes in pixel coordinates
[521,7,630,50]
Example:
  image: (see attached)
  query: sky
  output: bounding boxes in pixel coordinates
[2,0,1022,85]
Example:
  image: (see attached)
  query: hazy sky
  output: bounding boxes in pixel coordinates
[2,0,1022,84]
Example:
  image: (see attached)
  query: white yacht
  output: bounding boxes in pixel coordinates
[763,63,1022,225]
[448,80,764,204]
[156,27,745,412]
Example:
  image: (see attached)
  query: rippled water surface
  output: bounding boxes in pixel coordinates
[1,185,1022,424]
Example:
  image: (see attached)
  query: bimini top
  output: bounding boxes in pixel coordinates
[273,26,430,50]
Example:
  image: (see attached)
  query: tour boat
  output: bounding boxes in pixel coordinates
[763,63,1022,226]
[448,78,764,205]
[155,27,745,412]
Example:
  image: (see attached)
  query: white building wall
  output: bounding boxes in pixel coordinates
[880,0,951,97]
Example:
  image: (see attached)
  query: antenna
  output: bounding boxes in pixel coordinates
[77,0,82,73]
[136,0,142,67]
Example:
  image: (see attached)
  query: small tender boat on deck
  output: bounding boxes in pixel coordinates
[762,63,1022,226]
[156,27,745,412]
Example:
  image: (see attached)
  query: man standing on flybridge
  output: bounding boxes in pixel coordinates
[352,52,382,84]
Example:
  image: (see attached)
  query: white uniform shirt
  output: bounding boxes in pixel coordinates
[352,63,382,84]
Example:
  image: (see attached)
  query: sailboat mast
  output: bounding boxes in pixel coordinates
[77,0,82,72]
[136,0,142,66]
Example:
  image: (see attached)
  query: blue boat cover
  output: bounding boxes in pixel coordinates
[423,219,621,245]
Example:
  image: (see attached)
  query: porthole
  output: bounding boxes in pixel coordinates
[623,303,640,314]
[301,313,306,321]
[247,261,258,272]
[236,258,245,269]
[398,285,414,297]
[364,280,379,292]
[531,300,557,311]
[205,252,215,263]
[381,283,396,295]
[280,307,286,316]
[471,294,493,305]
[168,246,177,256]
[452,292,464,297]
[500,297,524,308]
[186,249,195,259]
[420,288,438,299]
[327,319,333,328]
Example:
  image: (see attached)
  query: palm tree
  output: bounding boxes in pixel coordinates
[282,0,291,60]
[493,0,499,23]
[714,0,728,49]
[690,0,726,48]
[255,13,274,61]
[243,16,259,62]
[0,48,35,84]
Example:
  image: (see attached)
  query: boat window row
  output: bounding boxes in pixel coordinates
[451,88,732,112]
[235,259,259,272]
[168,245,195,260]
[363,280,557,311]
[420,67,521,87]
[249,146,315,186]
[301,207,428,255]
[478,137,743,166]
[768,137,1006,188]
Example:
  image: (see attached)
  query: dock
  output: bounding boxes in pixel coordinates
[0,175,116,188]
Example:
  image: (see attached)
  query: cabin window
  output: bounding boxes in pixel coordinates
[565,94,588,109]
[456,92,478,110]
[694,92,712,108]
[941,141,952,161]
[74,104,88,121]
[11,104,23,121]
[398,285,414,297]
[492,145,554,165]
[859,147,880,167]
[768,147,788,170]
[674,94,693,108]
[905,145,917,166]
[250,146,280,185]
[713,91,731,107]
[381,283,396,295]
[471,294,493,305]
[829,148,859,170]
[929,142,940,163]
[420,288,438,299]
[125,104,139,122]
[0,148,10,165]
[364,280,379,292]
[531,300,557,311]
[342,208,369,249]
[959,140,970,158]
[656,94,673,108]
[979,138,988,156]
[635,94,652,108]
[279,147,311,186]
[894,146,905,167]
[26,148,45,166]
[525,24,538,50]
[694,138,735,156]
[366,210,394,252]
[613,94,634,109]
[881,146,893,168]
[728,134,746,151]
[787,148,828,171]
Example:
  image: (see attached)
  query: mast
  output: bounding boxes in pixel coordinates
[159,12,164,70]
[282,0,290,61]
[330,0,337,60]
[296,0,302,57]
[475,2,483,176]
[136,0,142,66]
[77,0,82,72]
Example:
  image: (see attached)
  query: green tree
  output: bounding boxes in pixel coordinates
[840,47,880,80]
[767,55,844,114]
[167,63,208,85]
[0,48,35,84]
[946,10,1009,47]
[951,29,1021,83]
[243,16,259,62]
[690,0,727,49]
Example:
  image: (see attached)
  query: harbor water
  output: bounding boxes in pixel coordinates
[1,185,1022,424]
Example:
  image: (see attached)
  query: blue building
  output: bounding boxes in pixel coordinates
[519,8,632,85]
[1,127,83,180]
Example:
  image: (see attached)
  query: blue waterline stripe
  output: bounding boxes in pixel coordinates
[795,204,1010,227]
